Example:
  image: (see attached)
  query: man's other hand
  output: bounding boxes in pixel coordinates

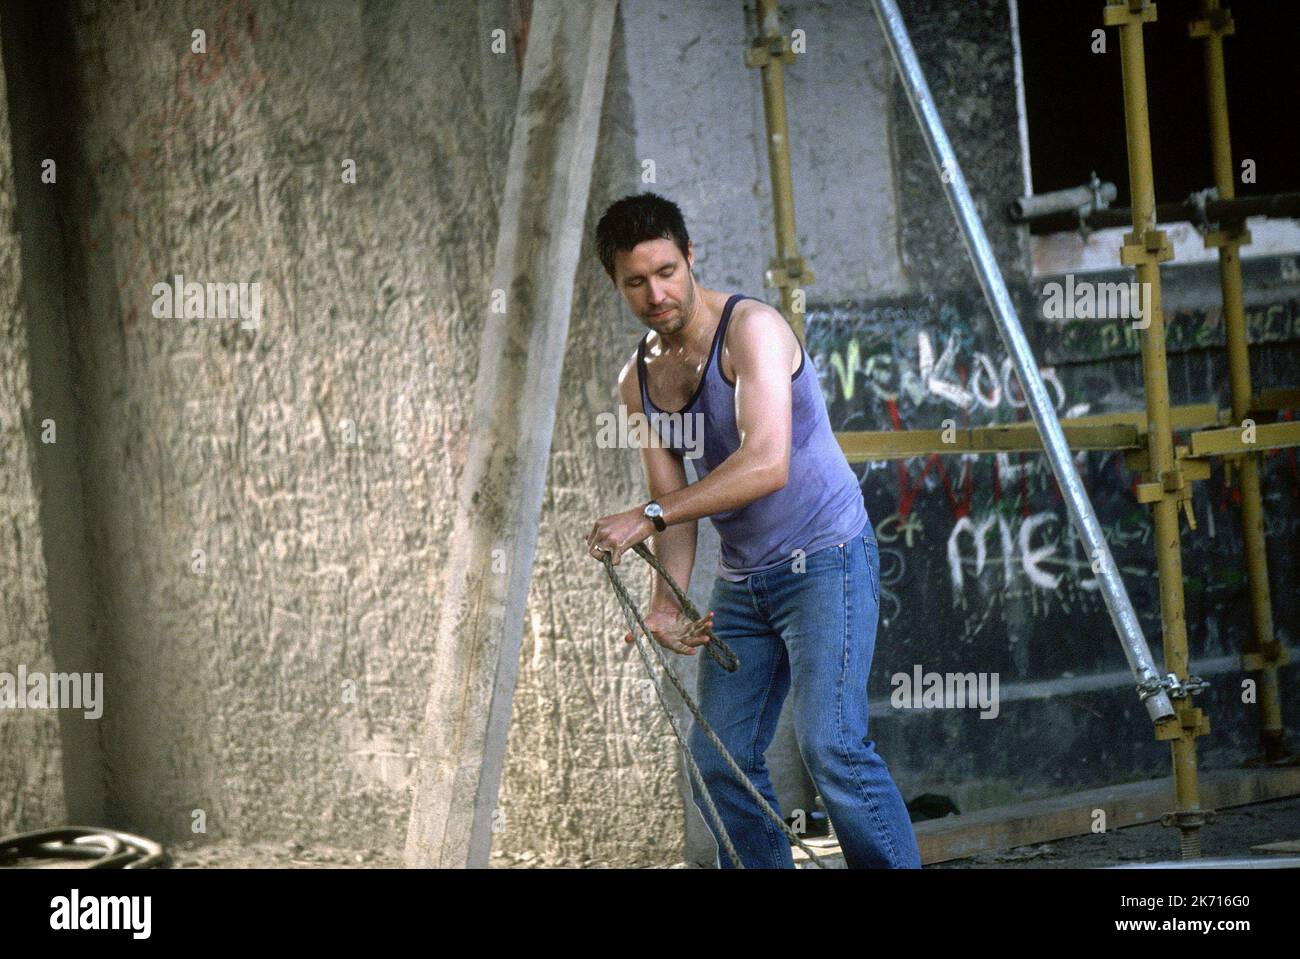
[624,608,715,656]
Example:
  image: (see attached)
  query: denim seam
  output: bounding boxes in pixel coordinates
[745,631,785,867]
[743,572,784,866]
[863,536,880,605]
[747,571,763,621]
[837,540,903,868]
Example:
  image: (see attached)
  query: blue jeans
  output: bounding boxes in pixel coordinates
[686,518,921,869]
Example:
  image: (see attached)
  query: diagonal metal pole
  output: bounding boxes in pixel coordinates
[870,0,1174,724]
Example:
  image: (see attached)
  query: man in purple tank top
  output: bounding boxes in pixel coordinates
[585,193,920,870]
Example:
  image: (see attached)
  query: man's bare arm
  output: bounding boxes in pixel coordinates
[654,304,798,528]
[618,357,698,613]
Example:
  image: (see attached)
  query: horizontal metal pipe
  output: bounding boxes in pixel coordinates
[1019,190,1300,228]
[1009,181,1117,221]
[870,0,1174,723]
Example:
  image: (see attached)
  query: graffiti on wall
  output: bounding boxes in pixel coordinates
[806,289,1300,678]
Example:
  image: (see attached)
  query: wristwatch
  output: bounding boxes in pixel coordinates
[643,500,667,532]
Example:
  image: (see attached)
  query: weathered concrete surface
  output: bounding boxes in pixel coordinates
[1,0,722,866]
[0,1,106,830]
[0,0,532,848]
[889,0,1030,293]
[0,29,67,831]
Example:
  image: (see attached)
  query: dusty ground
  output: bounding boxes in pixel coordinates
[158,840,655,868]
[38,794,1296,869]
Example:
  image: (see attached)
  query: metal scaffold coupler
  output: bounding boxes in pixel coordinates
[1160,808,1217,829]
[1137,672,1209,701]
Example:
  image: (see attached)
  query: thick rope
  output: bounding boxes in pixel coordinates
[606,574,745,868]
[601,542,829,869]
[624,543,739,672]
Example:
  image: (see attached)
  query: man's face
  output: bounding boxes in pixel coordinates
[612,237,696,335]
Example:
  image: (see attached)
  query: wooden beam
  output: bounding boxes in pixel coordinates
[837,423,1141,461]
[403,0,617,869]
[1187,420,1300,459]
[834,403,1222,463]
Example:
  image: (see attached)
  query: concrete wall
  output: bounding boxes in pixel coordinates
[0,0,716,866]
[3,0,526,848]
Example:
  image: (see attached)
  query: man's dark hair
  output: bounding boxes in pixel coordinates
[594,192,691,281]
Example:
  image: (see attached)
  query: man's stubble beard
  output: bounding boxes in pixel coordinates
[665,272,697,335]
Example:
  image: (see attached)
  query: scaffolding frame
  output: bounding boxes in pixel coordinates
[750,0,1300,858]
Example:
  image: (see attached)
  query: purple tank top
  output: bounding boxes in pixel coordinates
[637,293,868,581]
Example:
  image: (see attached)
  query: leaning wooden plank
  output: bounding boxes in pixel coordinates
[403,0,618,869]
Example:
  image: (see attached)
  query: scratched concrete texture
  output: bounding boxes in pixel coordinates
[0,41,66,831]
[2,0,530,848]
[0,0,757,864]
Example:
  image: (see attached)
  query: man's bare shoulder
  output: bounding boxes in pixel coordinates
[725,297,800,374]
[729,297,796,340]
[732,296,785,323]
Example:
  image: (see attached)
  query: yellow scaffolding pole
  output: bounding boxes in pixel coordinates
[748,0,814,343]
[1106,0,1210,858]
[1189,0,1293,764]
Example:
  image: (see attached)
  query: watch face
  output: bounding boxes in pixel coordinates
[646,503,663,518]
